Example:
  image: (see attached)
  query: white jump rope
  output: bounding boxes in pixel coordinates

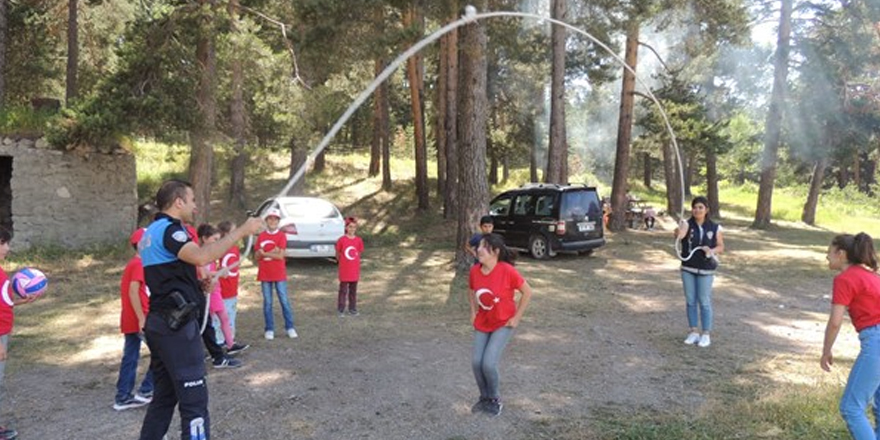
[198,6,702,332]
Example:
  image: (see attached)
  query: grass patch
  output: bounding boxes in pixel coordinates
[589,384,850,440]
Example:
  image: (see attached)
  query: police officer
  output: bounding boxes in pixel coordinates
[138,179,263,440]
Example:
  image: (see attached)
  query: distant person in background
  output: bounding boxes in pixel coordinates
[468,233,533,417]
[335,217,364,317]
[644,206,656,230]
[821,233,880,440]
[465,216,494,265]
[0,226,39,440]
[674,196,724,348]
[113,228,154,411]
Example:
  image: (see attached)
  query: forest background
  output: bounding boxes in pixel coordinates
[1,0,878,261]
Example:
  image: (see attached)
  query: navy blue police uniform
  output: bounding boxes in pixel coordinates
[679,217,719,274]
[138,213,210,440]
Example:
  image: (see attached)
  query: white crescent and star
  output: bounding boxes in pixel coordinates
[221,254,239,277]
[475,288,500,311]
[344,246,357,261]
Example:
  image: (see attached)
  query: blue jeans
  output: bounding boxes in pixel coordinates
[472,327,514,400]
[115,333,154,403]
[681,271,714,332]
[840,325,880,440]
[261,281,294,331]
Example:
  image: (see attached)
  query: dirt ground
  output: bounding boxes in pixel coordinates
[2,213,856,440]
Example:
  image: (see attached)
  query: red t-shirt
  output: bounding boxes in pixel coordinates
[469,262,525,333]
[120,255,150,334]
[336,235,364,282]
[219,246,240,299]
[256,230,287,282]
[833,265,880,332]
[0,267,14,336]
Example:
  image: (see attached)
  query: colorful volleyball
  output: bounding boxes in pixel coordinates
[12,267,48,298]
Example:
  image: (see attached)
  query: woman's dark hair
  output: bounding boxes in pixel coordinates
[217,221,234,236]
[156,179,192,211]
[0,226,11,244]
[831,233,879,271]
[197,223,218,241]
[691,196,710,219]
[480,233,516,265]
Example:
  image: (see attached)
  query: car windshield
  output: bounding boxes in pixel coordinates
[281,199,339,219]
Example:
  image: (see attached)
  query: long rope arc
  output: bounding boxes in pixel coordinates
[201,5,698,333]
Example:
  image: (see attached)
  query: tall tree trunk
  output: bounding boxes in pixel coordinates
[642,152,651,188]
[405,2,429,211]
[66,0,78,104]
[801,157,826,225]
[706,147,720,219]
[227,0,247,209]
[488,130,498,185]
[370,58,384,177]
[315,149,326,172]
[0,0,6,106]
[443,2,459,218]
[456,0,490,270]
[663,142,682,218]
[502,154,509,183]
[189,0,217,225]
[529,86,542,183]
[753,0,792,229]
[436,32,448,197]
[546,0,567,184]
[853,149,861,192]
[609,20,639,232]
[381,80,392,191]
[684,153,695,198]
[287,137,306,195]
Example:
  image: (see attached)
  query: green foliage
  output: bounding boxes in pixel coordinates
[131,140,190,202]
[4,1,60,104]
[0,106,57,137]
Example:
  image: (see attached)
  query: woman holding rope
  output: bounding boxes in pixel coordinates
[674,196,724,348]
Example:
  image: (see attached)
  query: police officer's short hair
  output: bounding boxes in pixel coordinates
[480,215,493,225]
[156,179,193,211]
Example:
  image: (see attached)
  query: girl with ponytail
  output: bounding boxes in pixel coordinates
[467,233,533,417]
[821,232,880,439]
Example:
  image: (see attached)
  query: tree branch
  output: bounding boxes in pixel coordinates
[637,41,671,74]
[225,2,311,89]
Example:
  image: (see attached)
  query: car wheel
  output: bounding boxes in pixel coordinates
[529,234,551,259]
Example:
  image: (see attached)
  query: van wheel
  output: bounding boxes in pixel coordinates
[529,235,553,259]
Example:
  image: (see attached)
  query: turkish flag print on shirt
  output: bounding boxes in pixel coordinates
[219,246,240,299]
[336,235,364,282]
[469,262,524,333]
[255,230,287,282]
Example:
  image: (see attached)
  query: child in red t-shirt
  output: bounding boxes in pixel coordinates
[335,217,364,317]
[217,221,247,354]
[821,233,880,438]
[255,208,296,340]
[113,228,154,411]
[467,233,533,418]
[0,226,39,439]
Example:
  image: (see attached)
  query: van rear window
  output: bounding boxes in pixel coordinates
[560,190,601,219]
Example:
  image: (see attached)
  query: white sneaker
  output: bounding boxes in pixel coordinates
[287,328,298,338]
[683,332,700,345]
[698,334,711,348]
[264,330,274,340]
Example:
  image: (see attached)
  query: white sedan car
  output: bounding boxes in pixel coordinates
[255,197,345,258]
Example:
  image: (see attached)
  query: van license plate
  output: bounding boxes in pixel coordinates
[311,245,330,253]
[577,222,595,232]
